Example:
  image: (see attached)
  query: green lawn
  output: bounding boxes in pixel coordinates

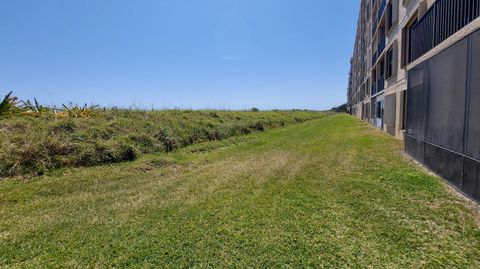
[1,114,480,268]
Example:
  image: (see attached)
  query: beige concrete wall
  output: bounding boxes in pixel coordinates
[381,0,420,139]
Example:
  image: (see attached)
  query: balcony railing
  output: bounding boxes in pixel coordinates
[410,0,480,62]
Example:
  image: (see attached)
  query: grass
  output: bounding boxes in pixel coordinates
[1,114,479,268]
[0,109,325,177]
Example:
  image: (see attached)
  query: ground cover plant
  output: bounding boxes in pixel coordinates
[0,92,325,177]
[1,115,479,268]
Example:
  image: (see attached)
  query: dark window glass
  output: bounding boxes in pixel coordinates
[376,100,384,118]
[387,2,393,30]
[386,47,394,78]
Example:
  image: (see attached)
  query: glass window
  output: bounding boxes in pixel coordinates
[386,47,394,78]
[387,2,393,30]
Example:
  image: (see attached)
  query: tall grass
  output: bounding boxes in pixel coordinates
[0,108,325,177]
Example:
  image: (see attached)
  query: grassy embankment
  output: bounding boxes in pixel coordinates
[1,114,480,268]
[0,109,325,177]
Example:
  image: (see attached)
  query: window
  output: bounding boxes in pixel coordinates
[376,101,383,118]
[379,58,385,77]
[386,0,398,32]
[386,46,394,78]
[386,2,393,30]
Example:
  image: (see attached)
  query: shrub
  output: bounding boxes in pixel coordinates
[251,122,265,131]
[156,128,178,152]
[116,143,138,162]
[128,134,156,151]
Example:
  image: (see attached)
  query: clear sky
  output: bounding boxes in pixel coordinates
[0,0,359,110]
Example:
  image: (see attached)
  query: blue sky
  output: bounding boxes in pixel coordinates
[0,0,359,110]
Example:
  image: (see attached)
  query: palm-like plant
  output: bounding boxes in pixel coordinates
[21,98,50,117]
[62,103,99,118]
[0,92,19,117]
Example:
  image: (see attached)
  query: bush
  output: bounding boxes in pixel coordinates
[156,128,178,152]
[116,143,138,162]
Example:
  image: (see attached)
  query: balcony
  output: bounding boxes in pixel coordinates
[410,0,480,62]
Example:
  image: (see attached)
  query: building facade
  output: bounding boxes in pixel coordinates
[348,0,480,201]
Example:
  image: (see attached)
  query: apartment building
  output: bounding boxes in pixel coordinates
[348,0,480,201]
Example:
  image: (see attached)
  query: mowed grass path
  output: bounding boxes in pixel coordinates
[1,115,480,268]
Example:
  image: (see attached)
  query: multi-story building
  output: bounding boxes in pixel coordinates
[348,0,480,201]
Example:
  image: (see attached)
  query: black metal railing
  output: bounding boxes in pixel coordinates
[411,0,480,62]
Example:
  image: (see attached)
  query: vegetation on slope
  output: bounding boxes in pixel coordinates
[0,93,325,177]
[1,115,479,267]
